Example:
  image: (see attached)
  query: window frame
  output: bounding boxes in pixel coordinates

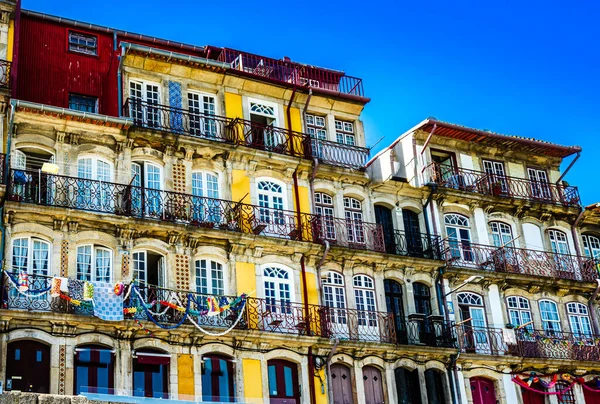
[201,354,236,402]
[334,119,355,145]
[195,259,225,295]
[566,302,592,337]
[256,177,288,211]
[68,30,98,56]
[76,244,113,283]
[73,345,115,395]
[582,234,600,259]
[305,113,327,140]
[489,221,514,247]
[11,236,51,275]
[69,93,99,113]
[77,156,114,182]
[539,299,561,333]
[506,296,533,331]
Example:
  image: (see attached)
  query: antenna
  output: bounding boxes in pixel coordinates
[368,136,385,151]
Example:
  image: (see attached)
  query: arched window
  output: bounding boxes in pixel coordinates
[489,221,514,247]
[344,197,364,244]
[444,214,472,262]
[132,161,163,217]
[74,345,114,395]
[76,245,112,282]
[566,302,592,337]
[257,179,286,226]
[413,282,431,315]
[322,272,347,323]
[556,380,575,404]
[78,157,112,182]
[539,300,561,334]
[548,229,570,255]
[424,369,446,404]
[353,275,376,329]
[582,234,600,259]
[202,354,235,402]
[395,367,420,404]
[12,237,50,275]
[506,296,533,331]
[133,349,170,398]
[315,192,336,240]
[263,266,293,313]
[195,259,224,295]
[457,292,487,348]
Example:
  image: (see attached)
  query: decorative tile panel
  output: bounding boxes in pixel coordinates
[175,254,190,290]
[168,81,184,131]
[58,345,66,394]
[173,163,186,193]
[60,240,69,277]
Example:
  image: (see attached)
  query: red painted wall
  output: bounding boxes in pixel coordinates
[16,15,120,116]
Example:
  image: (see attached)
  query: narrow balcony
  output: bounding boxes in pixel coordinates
[7,168,320,242]
[310,137,369,169]
[425,162,581,207]
[0,59,11,88]
[215,48,365,98]
[384,230,443,260]
[395,315,456,348]
[444,241,599,282]
[456,324,508,355]
[319,216,386,253]
[320,306,396,344]
[513,329,600,361]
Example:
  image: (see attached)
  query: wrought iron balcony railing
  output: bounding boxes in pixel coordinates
[310,138,369,169]
[7,169,320,242]
[456,324,507,355]
[425,162,581,207]
[382,229,443,260]
[318,216,386,253]
[216,48,365,97]
[320,305,396,344]
[513,329,600,361]
[444,241,599,282]
[394,316,456,348]
[235,118,310,159]
[0,59,11,88]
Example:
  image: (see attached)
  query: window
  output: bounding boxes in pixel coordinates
[188,92,217,137]
[413,282,431,315]
[528,168,551,200]
[549,230,570,255]
[353,275,377,327]
[315,192,335,240]
[567,302,592,337]
[305,114,327,140]
[76,245,112,283]
[506,296,533,331]
[322,272,347,324]
[482,160,508,193]
[457,292,488,346]
[74,346,114,395]
[263,266,293,314]
[344,197,364,244]
[129,81,161,127]
[582,234,600,259]
[69,94,98,113]
[445,214,472,262]
[192,172,219,199]
[335,119,355,145]
[195,260,224,295]
[489,222,513,247]
[68,31,97,55]
[202,355,235,402]
[133,351,169,399]
[12,237,50,275]
[257,180,286,226]
[77,157,113,210]
[555,381,575,404]
[132,251,166,290]
[267,360,300,402]
[539,300,561,334]
[132,161,163,217]
[192,171,221,222]
[424,369,446,404]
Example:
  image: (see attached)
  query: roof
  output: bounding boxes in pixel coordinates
[366,118,581,167]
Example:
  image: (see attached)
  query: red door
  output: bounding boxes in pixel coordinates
[331,364,354,404]
[470,377,497,404]
[267,360,300,404]
[520,382,545,404]
[6,340,50,393]
[363,366,384,404]
[584,382,600,404]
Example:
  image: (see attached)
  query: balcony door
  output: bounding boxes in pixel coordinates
[403,209,424,257]
[249,101,279,150]
[482,160,508,195]
[527,168,552,201]
[267,360,300,404]
[257,180,286,235]
[457,292,488,353]
[445,214,473,263]
[133,251,166,299]
[322,272,349,340]
[262,266,295,332]
[353,275,379,341]
[5,340,50,393]
[430,149,457,185]
[548,230,573,277]
[192,171,220,223]
[470,377,497,404]
[188,91,217,138]
[384,279,407,344]
[130,80,161,128]
[132,162,162,218]
[374,205,395,254]
[344,197,365,246]
[413,282,433,344]
[78,157,113,212]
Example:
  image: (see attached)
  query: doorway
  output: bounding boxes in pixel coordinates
[267,360,300,404]
[363,366,385,404]
[470,377,497,404]
[402,209,424,257]
[5,340,50,393]
[374,205,396,254]
[330,364,354,404]
[384,280,407,344]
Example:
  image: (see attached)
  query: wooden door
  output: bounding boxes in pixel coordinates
[583,382,600,404]
[403,209,424,257]
[520,381,545,404]
[374,205,395,254]
[267,360,300,404]
[330,364,354,404]
[384,280,407,344]
[470,377,497,404]
[6,340,50,393]
[363,366,384,404]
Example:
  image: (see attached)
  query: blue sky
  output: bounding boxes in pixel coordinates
[23,0,600,204]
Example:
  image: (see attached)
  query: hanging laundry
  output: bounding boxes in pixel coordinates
[17,271,29,292]
[50,278,61,297]
[83,281,94,301]
[93,282,124,321]
[57,277,69,293]
[206,296,221,316]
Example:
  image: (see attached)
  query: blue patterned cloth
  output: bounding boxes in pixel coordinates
[92,282,123,321]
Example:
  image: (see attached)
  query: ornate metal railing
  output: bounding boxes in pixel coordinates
[317,216,386,253]
[393,316,456,347]
[123,98,235,143]
[424,162,581,207]
[382,230,442,260]
[444,241,599,282]
[513,329,600,361]
[456,325,507,355]
[0,59,11,88]
[216,48,365,97]
[234,118,311,159]
[245,297,322,336]
[320,305,396,343]
[7,169,320,242]
[310,138,369,169]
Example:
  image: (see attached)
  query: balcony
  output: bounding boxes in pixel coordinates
[425,162,581,207]
[396,315,456,348]
[7,169,320,242]
[0,59,10,88]
[444,241,599,282]
[384,230,443,260]
[215,48,365,98]
[123,99,368,168]
[456,325,507,355]
[319,216,386,253]
[513,329,600,361]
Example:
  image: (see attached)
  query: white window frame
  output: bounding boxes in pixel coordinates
[582,234,600,259]
[187,90,218,137]
[335,119,355,146]
[261,265,294,310]
[539,300,561,334]
[77,156,114,182]
[548,229,570,255]
[192,171,220,199]
[445,214,472,262]
[247,98,279,121]
[11,236,51,275]
[566,302,592,337]
[305,113,327,140]
[489,221,514,248]
[131,161,163,190]
[256,177,288,211]
[132,250,166,289]
[506,296,533,331]
[195,259,225,295]
[76,245,113,283]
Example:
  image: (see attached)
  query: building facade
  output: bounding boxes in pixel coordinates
[0,2,599,404]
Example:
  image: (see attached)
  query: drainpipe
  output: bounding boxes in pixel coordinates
[438,266,460,404]
[0,103,15,270]
[115,32,124,117]
[286,86,297,155]
[556,151,580,185]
